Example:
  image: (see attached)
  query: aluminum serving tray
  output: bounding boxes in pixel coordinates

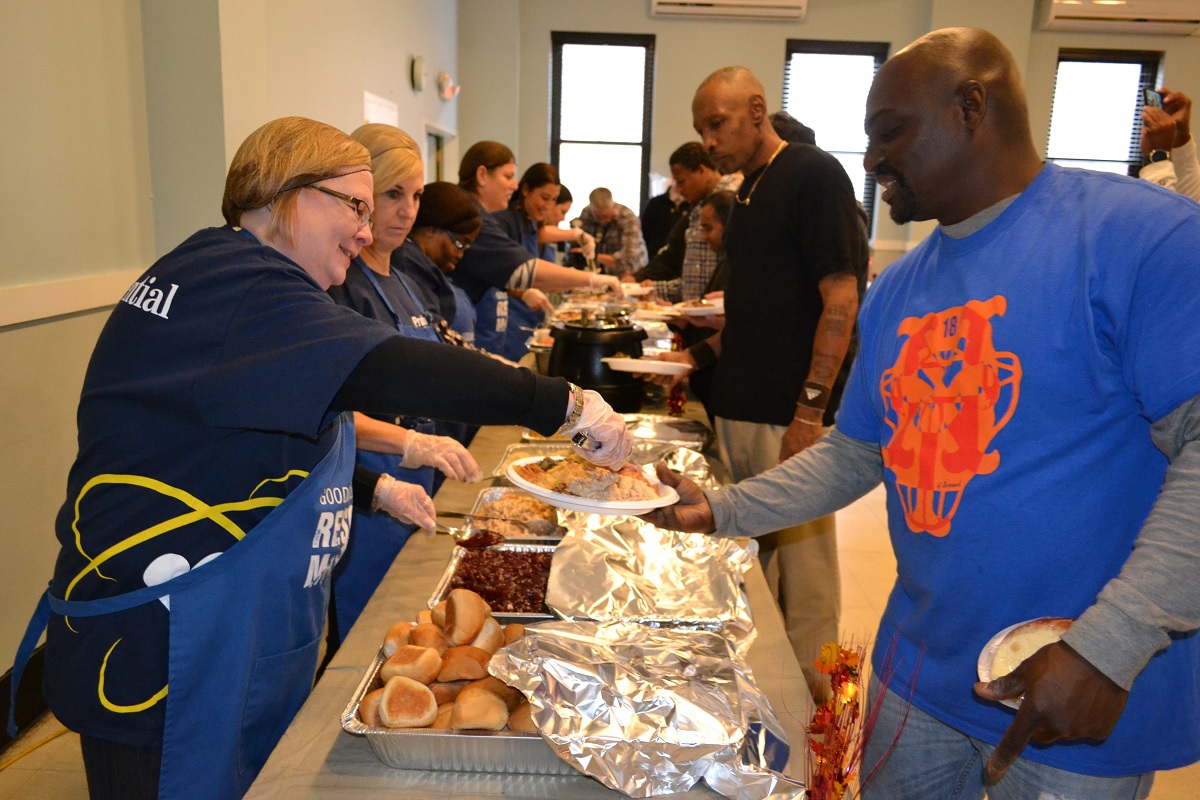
[428,542,559,624]
[492,442,573,478]
[340,646,575,775]
[469,486,565,540]
[624,413,713,451]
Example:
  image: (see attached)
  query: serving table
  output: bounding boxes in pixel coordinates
[245,423,813,799]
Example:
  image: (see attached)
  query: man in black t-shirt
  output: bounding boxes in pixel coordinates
[664,67,868,702]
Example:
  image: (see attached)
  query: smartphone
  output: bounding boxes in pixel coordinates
[1144,88,1163,109]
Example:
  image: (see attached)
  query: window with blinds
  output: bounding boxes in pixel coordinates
[782,40,888,230]
[1046,49,1162,177]
[550,32,656,214]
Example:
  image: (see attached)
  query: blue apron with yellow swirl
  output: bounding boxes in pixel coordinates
[330,265,442,640]
[11,414,356,799]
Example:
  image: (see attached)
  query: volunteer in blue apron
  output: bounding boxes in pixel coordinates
[326,124,484,643]
[11,116,632,800]
[399,181,486,348]
[450,141,626,355]
[537,184,592,264]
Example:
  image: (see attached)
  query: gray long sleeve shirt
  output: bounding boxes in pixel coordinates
[706,396,1200,690]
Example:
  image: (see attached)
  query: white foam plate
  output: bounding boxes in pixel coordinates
[672,299,724,317]
[977,617,1070,710]
[620,283,653,296]
[504,456,679,515]
[601,357,690,376]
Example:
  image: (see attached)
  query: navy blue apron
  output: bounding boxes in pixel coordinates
[449,284,476,344]
[473,287,509,356]
[331,264,442,639]
[11,414,356,799]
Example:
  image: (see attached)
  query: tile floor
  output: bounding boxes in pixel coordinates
[1,485,1197,798]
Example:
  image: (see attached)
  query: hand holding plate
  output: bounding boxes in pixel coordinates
[974,640,1128,785]
[638,464,715,533]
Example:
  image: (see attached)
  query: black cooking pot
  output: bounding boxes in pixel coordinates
[548,309,647,412]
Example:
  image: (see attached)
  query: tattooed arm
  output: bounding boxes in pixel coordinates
[779,272,860,461]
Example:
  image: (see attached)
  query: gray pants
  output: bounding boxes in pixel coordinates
[715,416,841,704]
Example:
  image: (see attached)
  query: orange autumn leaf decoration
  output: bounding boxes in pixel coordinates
[805,637,909,800]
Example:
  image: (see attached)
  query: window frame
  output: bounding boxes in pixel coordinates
[782,38,889,229]
[1047,48,1163,178]
[550,31,656,211]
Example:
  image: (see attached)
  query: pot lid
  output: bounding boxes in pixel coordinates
[560,307,638,331]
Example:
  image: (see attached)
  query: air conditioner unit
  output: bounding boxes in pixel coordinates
[650,0,808,21]
[1036,0,1200,36]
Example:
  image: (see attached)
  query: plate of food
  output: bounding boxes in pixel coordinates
[601,357,690,376]
[977,616,1073,708]
[673,298,724,317]
[620,283,653,297]
[504,455,679,515]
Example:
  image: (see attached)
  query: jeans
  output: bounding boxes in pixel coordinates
[862,676,1154,800]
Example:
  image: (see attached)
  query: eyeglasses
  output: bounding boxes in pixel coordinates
[304,183,372,230]
[443,229,470,253]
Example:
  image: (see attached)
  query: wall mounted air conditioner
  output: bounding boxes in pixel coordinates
[650,0,808,21]
[1036,0,1200,37]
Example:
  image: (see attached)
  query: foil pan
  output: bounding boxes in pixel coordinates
[522,417,712,451]
[627,444,722,490]
[493,442,573,477]
[545,518,757,654]
[489,620,806,799]
[340,646,576,775]
[468,486,566,540]
[624,414,714,451]
[428,542,558,623]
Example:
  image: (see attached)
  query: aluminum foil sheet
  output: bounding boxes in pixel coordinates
[627,444,722,489]
[544,518,758,654]
[489,620,806,799]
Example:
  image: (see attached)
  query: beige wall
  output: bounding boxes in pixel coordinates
[457,0,1200,265]
[0,0,458,665]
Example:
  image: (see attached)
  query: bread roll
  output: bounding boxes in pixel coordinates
[429,679,468,705]
[379,676,438,728]
[416,609,434,625]
[507,701,536,733]
[470,617,505,655]
[430,599,448,628]
[444,588,489,646]
[380,645,442,685]
[382,621,413,657]
[410,622,449,655]
[438,645,492,682]
[466,676,523,711]
[503,623,525,646]
[449,687,508,730]
[358,687,385,727]
[430,702,455,730]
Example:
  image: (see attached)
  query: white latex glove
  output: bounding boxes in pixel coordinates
[588,273,624,297]
[521,287,554,314]
[400,429,483,482]
[561,389,632,468]
[372,473,437,531]
[578,231,597,261]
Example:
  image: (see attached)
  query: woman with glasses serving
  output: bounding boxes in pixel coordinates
[17,116,630,800]
[452,141,624,358]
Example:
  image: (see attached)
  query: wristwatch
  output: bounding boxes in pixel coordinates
[1149,149,1171,163]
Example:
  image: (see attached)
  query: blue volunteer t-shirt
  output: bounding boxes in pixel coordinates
[45,226,395,746]
[837,164,1200,776]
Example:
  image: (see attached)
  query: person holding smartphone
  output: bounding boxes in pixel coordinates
[1139,88,1200,202]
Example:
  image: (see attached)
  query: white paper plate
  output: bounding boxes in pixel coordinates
[504,456,679,515]
[620,283,653,296]
[977,617,1071,709]
[601,357,690,376]
[673,300,724,317]
[632,308,676,322]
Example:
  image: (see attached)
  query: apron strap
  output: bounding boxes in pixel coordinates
[8,587,51,737]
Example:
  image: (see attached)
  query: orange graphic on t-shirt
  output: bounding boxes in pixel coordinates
[879,297,1021,536]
